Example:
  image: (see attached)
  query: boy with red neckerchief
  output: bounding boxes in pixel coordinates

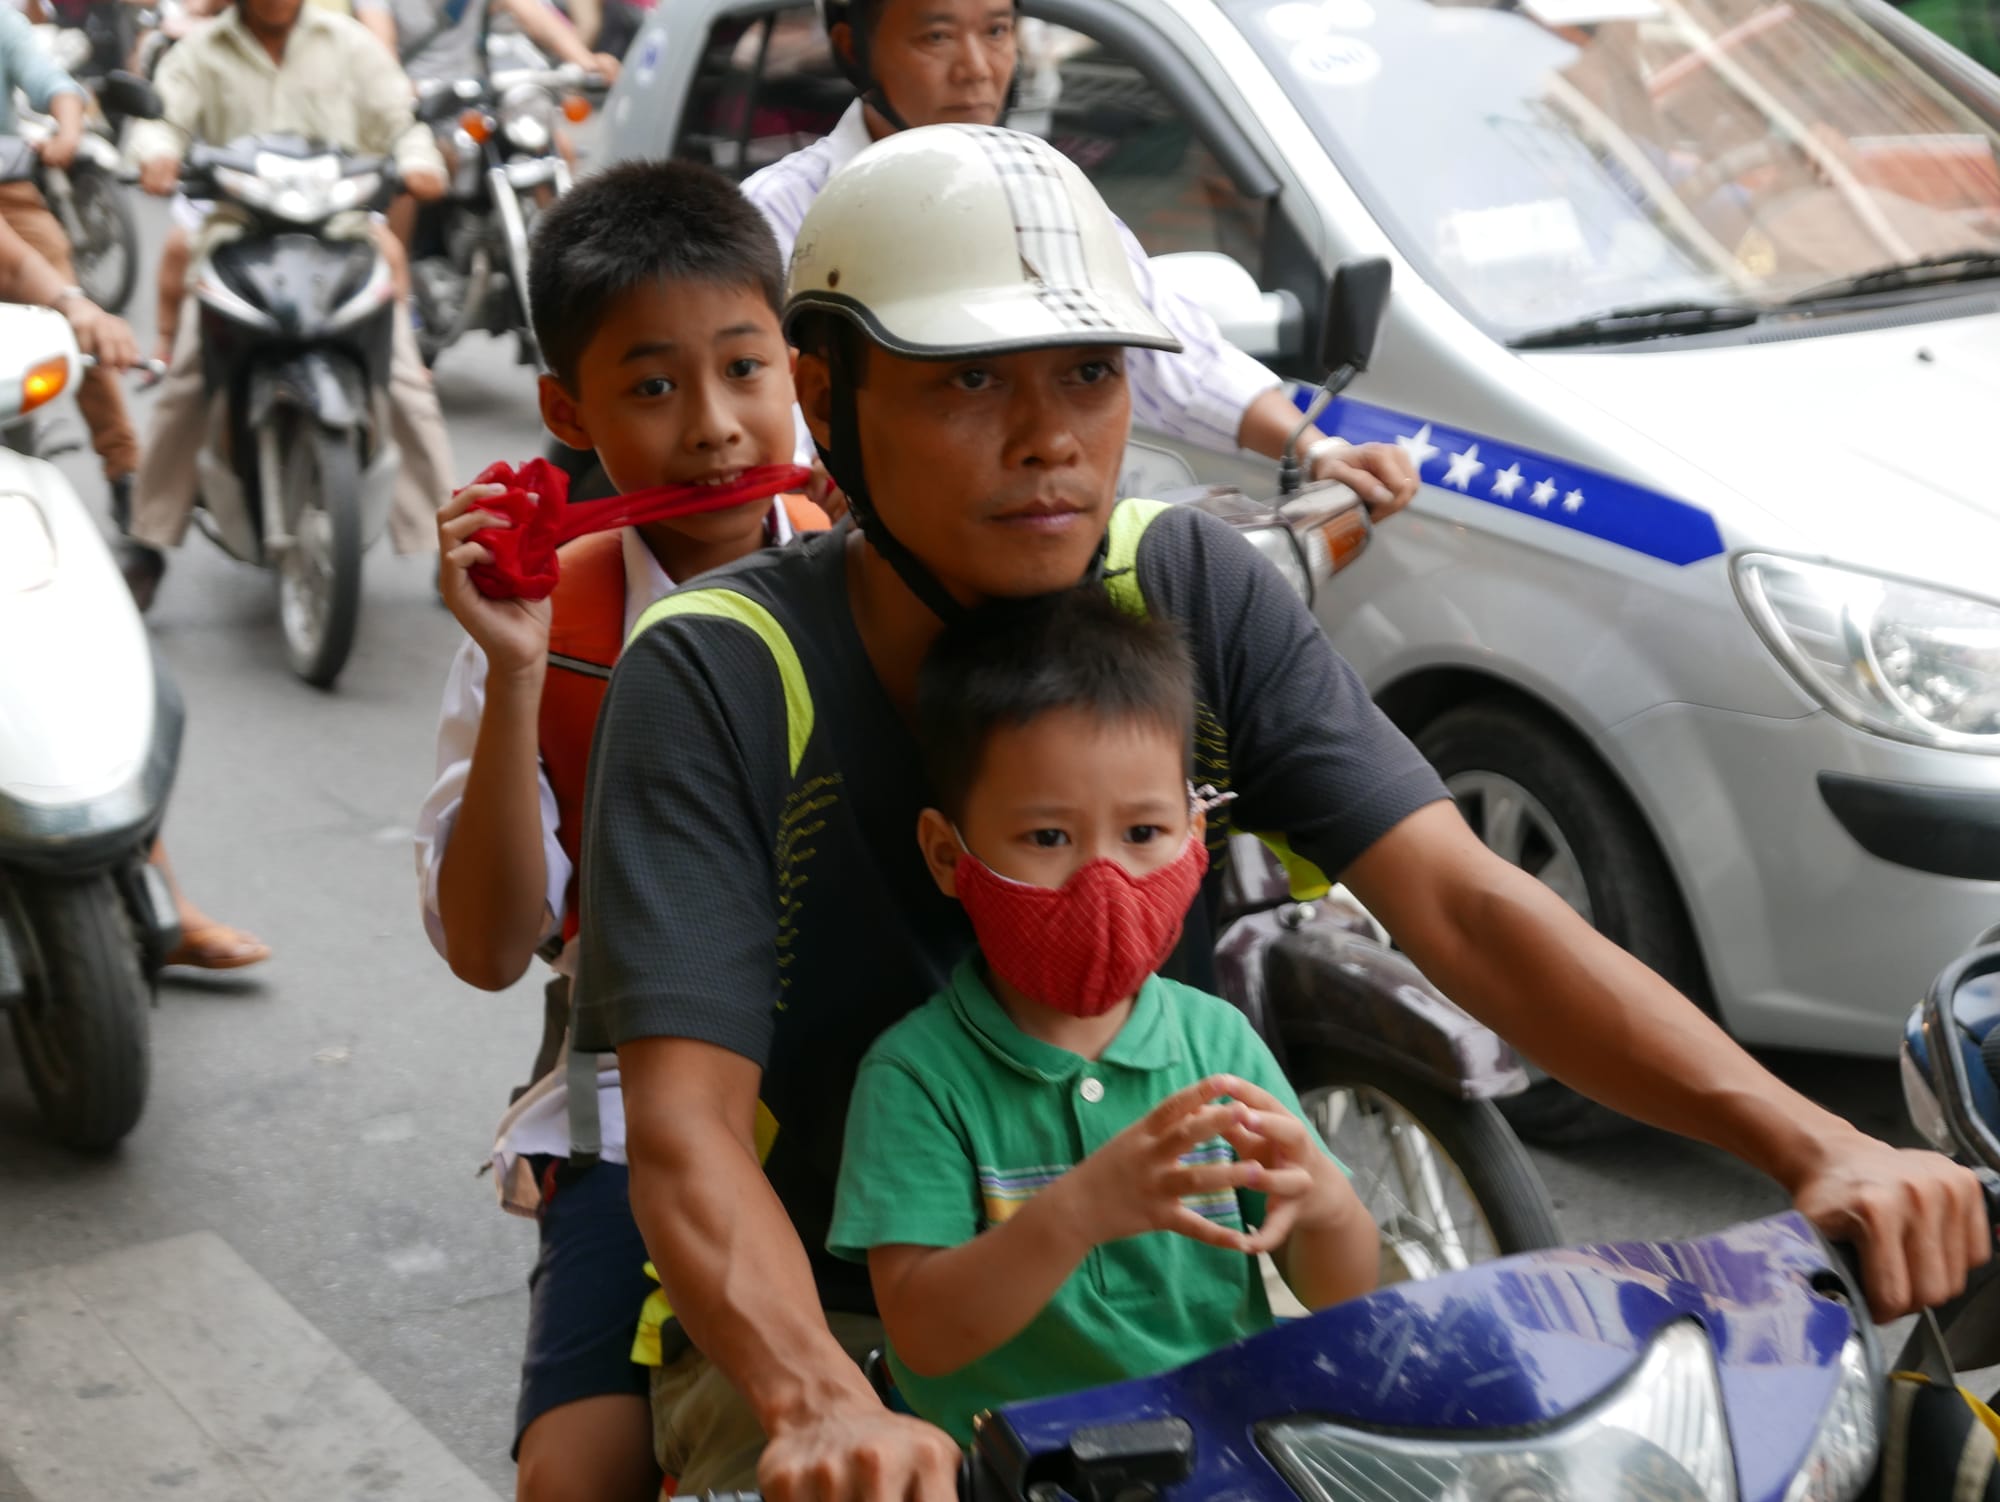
[828,590,1377,1446]
[413,159,825,1502]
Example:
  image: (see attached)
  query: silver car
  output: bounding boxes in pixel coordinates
[598,0,2000,1125]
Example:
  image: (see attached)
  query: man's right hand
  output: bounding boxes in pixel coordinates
[760,1399,961,1502]
[436,483,553,678]
[139,156,179,196]
[63,300,140,371]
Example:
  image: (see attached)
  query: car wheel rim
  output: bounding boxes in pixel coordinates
[1445,769,1594,923]
[1302,1085,1498,1280]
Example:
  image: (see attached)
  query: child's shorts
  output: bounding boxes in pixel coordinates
[512,1156,655,1457]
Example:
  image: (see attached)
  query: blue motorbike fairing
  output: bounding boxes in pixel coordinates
[983,1214,1856,1502]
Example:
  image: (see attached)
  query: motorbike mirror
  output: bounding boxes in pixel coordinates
[99,71,164,122]
[1905,943,2000,1172]
[1320,254,1392,375]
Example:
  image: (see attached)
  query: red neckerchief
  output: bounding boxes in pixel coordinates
[466,458,813,600]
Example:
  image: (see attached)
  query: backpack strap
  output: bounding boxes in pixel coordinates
[629,589,815,775]
[1103,497,1172,618]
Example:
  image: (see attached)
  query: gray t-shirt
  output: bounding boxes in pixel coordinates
[574,503,1448,1312]
[396,0,488,82]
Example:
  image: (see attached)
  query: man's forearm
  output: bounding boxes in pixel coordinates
[1234,386,1306,462]
[869,1185,1089,1377]
[435,669,553,990]
[48,91,85,137]
[1356,818,1849,1190]
[503,0,594,69]
[625,1077,877,1433]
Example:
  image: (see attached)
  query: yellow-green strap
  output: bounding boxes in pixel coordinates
[630,590,814,775]
[1103,497,1171,617]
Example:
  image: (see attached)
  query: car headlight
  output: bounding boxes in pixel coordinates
[1736,554,2000,753]
[0,493,57,593]
[1263,1321,1735,1502]
[1782,1332,1878,1502]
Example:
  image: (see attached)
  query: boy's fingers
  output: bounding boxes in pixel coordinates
[1211,1075,1289,1114]
[1163,1206,1253,1254]
[1146,1076,1234,1128]
[1223,1108,1310,1159]
[444,541,494,572]
[1157,1103,1237,1156]
[438,482,508,522]
[439,508,514,547]
[1161,1157,1261,1198]
[1242,1199,1301,1255]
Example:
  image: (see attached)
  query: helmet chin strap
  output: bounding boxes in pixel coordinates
[818,340,1110,627]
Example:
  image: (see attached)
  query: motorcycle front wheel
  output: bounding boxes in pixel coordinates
[275,417,364,689]
[3,872,151,1151]
[1294,1051,1561,1280]
[62,165,139,314]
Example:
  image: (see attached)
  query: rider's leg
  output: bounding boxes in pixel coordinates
[0,183,141,492]
[511,1158,662,1502]
[129,303,205,553]
[155,224,191,365]
[382,292,453,553]
[652,1312,884,1493]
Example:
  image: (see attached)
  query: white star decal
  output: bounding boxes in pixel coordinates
[1489,463,1524,502]
[1529,478,1557,509]
[1442,444,1484,490]
[1562,489,1585,513]
[1396,423,1440,470]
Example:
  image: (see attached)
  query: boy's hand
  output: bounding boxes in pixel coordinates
[437,483,553,680]
[1051,1077,1261,1253]
[1210,1075,1365,1253]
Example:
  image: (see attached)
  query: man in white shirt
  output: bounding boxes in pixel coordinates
[742,0,1419,516]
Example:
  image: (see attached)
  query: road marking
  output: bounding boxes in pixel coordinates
[0,1233,499,1502]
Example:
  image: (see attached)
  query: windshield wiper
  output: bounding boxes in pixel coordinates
[1507,300,1768,350]
[1788,250,2000,304]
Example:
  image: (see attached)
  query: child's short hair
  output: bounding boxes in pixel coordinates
[527,159,787,390]
[916,589,1196,817]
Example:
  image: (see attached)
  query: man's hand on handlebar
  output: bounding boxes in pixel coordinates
[36,124,83,171]
[590,51,622,83]
[138,155,179,196]
[1789,1132,1991,1320]
[63,299,141,371]
[1311,439,1417,522]
[758,1399,961,1502]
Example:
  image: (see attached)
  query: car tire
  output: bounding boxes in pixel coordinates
[1416,698,1708,1147]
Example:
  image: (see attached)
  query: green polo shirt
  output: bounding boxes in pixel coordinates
[828,957,1326,1445]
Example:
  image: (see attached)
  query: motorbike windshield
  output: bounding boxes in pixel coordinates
[1235,0,2000,339]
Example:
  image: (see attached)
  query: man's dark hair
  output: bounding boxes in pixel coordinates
[916,589,1196,816]
[528,158,786,389]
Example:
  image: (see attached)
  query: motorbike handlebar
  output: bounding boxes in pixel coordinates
[696,1456,974,1502]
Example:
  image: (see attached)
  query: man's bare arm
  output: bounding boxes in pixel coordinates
[619,1036,962,1502]
[1345,802,1987,1318]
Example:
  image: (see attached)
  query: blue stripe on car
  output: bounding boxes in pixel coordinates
[1292,391,1726,566]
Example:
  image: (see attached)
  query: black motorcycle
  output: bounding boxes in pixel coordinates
[176,135,406,688]
[407,62,606,368]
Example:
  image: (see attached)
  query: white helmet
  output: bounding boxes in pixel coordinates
[784,126,1179,624]
[784,124,1180,360]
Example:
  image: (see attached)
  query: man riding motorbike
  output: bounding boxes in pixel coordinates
[576,125,1992,1502]
[740,0,1417,520]
[120,0,455,610]
[0,1,141,523]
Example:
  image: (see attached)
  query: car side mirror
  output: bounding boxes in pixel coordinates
[99,71,164,122]
[1147,251,1304,362]
[1321,254,1392,375]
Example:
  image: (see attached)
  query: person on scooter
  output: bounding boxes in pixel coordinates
[0,3,142,525]
[741,0,1416,523]
[415,159,826,1502]
[119,0,456,611]
[831,591,1378,1444]
[576,126,1988,1502]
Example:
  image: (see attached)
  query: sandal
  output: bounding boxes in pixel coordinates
[164,921,271,971]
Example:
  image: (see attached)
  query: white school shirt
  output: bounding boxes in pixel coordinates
[414,512,800,1179]
[742,102,1283,459]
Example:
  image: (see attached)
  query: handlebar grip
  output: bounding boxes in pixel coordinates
[696,1457,972,1502]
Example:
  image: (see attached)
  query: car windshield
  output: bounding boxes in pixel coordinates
[1236,0,2000,338]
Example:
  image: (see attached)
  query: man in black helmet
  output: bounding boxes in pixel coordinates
[741,0,1420,519]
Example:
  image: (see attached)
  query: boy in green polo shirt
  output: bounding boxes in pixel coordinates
[828,590,1378,1446]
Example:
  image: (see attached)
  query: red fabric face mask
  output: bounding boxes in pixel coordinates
[464,457,813,600]
[953,832,1209,1017]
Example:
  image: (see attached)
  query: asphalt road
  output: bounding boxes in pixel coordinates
[0,197,1946,1499]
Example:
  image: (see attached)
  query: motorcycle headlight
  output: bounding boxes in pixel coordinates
[53,26,93,72]
[1263,1321,1735,1502]
[212,164,274,214]
[0,493,57,593]
[1782,1333,1878,1502]
[500,83,554,154]
[1736,554,2000,753]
